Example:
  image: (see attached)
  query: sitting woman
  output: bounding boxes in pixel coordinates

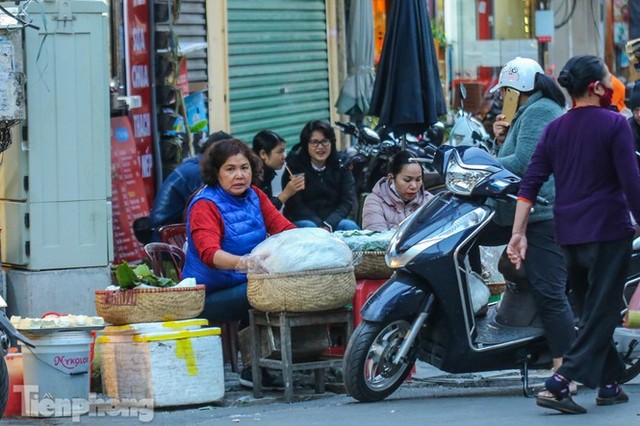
[361,151,434,231]
[282,120,359,232]
[252,130,304,209]
[182,138,295,326]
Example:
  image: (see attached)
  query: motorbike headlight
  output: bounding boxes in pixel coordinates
[445,154,491,196]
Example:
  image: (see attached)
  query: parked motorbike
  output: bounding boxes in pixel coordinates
[342,144,640,402]
[0,296,34,418]
[335,121,444,195]
[446,83,493,153]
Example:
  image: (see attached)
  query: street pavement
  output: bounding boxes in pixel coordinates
[6,362,640,425]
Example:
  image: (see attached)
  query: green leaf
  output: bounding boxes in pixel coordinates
[115,262,138,289]
[134,264,153,278]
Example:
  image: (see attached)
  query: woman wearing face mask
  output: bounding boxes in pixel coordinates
[361,151,434,231]
[507,55,640,414]
[252,130,304,209]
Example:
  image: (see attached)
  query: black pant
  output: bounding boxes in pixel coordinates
[470,220,575,358]
[557,237,632,388]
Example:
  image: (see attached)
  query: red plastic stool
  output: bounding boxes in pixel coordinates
[353,279,387,327]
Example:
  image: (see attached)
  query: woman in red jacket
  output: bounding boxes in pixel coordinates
[182,138,295,325]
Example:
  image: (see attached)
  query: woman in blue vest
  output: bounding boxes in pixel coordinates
[182,138,295,325]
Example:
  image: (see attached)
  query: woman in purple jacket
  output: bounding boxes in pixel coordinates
[361,151,433,231]
[507,55,640,414]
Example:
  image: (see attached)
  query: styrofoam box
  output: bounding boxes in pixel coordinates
[97,321,223,407]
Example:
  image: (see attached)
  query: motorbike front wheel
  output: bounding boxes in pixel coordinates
[343,319,415,402]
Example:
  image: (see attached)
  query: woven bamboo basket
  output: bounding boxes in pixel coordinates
[247,266,356,312]
[95,285,206,325]
[487,282,507,296]
[353,251,392,279]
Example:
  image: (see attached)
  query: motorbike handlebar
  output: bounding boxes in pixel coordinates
[334,121,357,136]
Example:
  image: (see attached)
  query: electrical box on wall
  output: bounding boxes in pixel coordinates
[0,0,111,270]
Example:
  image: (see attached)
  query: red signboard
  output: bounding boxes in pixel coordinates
[111,116,149,263]
[124,0,155,206]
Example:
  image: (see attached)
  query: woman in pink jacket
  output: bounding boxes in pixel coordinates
[362,151,434,231]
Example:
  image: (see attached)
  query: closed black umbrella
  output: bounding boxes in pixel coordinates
[369,0,446,134]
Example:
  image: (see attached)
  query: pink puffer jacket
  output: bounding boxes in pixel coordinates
[361,177,434,231]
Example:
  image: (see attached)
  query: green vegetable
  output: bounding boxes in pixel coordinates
[115,262,139,289]
[115,261,178,290]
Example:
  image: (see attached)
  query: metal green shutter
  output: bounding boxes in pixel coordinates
[227,0,330,146]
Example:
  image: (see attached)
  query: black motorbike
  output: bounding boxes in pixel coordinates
[335,121,444,196]
[342,144,640,402]
[0,296,34,418]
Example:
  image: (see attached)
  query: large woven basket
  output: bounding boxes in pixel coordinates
[95,286,206,325]
[353,251,392,279]
[247,266,356,312]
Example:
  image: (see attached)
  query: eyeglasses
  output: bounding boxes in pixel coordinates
[309,139,331,148]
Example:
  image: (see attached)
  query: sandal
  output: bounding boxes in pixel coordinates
[536,382,577,398]
[536,394,587,414]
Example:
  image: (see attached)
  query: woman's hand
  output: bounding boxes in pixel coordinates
[506,232,527,270]
[493,114,510,146]
[279,174,305,203]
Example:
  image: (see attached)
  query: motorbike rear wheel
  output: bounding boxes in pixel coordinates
[343,319,415,402]
[0,354,8,418]
[620,355,640,384]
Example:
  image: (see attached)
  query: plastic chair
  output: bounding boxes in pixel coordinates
[158,223,187,251]
[144,242,186,280]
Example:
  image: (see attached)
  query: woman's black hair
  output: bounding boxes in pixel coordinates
[200,138,263,187]
[532,73,566,108]
[296,120,339,166]
[557,55,607,99]
[252,130,285,156]
[387,150,422,178]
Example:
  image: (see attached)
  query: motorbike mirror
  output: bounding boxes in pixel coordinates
[362,127,380,143]
[459,83,467,101]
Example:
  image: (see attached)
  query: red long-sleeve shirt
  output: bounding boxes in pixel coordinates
[189,186,295,266]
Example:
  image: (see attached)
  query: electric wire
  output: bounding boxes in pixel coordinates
[0,1,38,30]
[554,0,577,29]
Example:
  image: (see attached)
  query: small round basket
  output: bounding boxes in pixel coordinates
[487,282,507,296]
[95,285,206,325]
[247,266,356,312]
[353,251,392,280]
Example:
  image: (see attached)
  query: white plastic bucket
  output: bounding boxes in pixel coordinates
[18,331,92,417]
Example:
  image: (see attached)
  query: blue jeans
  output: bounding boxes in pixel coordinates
[294,219,360,231]
[200,282,251,324]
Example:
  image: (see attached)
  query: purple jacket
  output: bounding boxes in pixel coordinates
[362,177,434,231]
[519,106,640,245]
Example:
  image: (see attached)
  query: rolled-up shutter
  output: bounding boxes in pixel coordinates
[227,0,330,146]
[174,0,208,84]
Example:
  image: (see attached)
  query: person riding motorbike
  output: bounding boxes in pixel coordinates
[470,57,575,382]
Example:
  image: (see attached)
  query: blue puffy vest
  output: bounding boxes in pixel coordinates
[182,185,267,293]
